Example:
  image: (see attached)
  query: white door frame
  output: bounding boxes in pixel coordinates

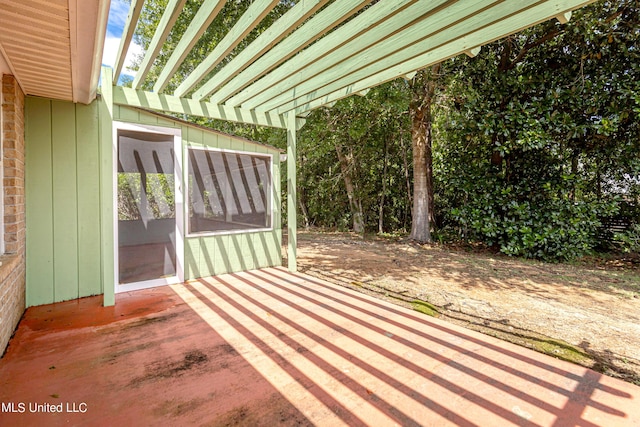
[113,121,184,293]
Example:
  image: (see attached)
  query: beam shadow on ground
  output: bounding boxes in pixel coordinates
[172,267,639,426]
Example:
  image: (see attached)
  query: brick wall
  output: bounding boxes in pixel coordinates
[0,74,26,356]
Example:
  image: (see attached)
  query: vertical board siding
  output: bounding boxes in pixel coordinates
[25,98,102,307]
[25,98,55,306]
[76,104,102,297]
[26,103,282,306]
[51,101,80,302]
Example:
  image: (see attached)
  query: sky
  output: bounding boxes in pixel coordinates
[102,0,142,80]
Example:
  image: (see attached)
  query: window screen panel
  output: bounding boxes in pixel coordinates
[188,149,271,234]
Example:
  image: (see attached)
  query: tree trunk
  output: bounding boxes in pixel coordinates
[408,64,441,243]
[378,135,389,234]
[335,143,364,234]
[399,134,412,230]
[299,191,310,229]
[298,154,310,228]
[570,153,578,202]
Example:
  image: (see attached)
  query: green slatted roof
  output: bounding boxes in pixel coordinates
[111,0,596,129]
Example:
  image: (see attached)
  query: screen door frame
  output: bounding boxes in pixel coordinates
[113,121,184,293]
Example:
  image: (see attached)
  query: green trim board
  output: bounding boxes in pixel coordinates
[286,112,296,272]
[114,86,288,129]
[24,97,55,307]
[100,67,115,306]
[51,101,80,302]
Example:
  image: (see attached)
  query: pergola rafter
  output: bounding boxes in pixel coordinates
[206,0,372,105]
[115,0,594,126]
[132,0,187,89]
[269,0,582,115]
[190,0,332,101]
[153,0,227,93]
[224,0,421,109]
[173,0,281,98]
[113,0,143,81]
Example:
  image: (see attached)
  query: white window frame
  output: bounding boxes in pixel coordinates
[112,121,184,293]
[185,145,274,237]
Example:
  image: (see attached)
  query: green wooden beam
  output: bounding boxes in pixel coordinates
[174,0,280,98]
[208,0,371,105]
[99,66,115,306]
[113,86,287,129]
[191,0,331,101]
[274,0,595,116]
[153,0,227,93]
[132,0,187,90]
[286,113,297,272]
[113,0,143,82]
[234,0,439,110]
[258,0,498,113]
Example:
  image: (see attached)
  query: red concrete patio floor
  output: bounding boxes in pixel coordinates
[1,268,639,426]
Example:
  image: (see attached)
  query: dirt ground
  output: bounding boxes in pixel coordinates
[288,230,640,385]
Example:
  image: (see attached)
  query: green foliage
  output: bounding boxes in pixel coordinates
[297,81,413,232]
[131,0,640,261]
[613,224,640,254]
[434,0,640,260]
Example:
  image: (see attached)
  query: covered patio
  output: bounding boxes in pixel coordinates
[1,268,638,426]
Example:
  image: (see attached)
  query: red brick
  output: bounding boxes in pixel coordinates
[1,74,26,355]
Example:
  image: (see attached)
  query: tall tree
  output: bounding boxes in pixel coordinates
[436,0,640,260]
[408,64,442,243]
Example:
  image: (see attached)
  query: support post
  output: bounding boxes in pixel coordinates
[286,113,297,272]
[99,66,115,306]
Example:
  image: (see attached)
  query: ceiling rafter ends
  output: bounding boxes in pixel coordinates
[464,46,482,57]
[556,11,572,23]
[404,71,417,80]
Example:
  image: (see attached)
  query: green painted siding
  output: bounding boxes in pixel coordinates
[25,98,103,307]
[25,101,281,307]
[114,108,282,280]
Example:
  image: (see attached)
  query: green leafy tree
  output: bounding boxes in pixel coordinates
[436,0,639,260]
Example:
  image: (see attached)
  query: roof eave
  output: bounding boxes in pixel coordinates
[70,0,111,104]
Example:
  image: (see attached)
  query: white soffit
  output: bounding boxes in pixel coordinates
[0,0,108,103]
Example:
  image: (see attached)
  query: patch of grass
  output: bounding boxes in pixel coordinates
[527,338,592,366]
[411,300,439,317]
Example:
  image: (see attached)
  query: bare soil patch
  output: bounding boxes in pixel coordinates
[288,230,640,385]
